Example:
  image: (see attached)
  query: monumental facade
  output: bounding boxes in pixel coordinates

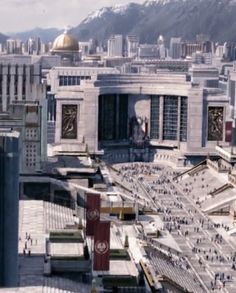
[47,66,231,163]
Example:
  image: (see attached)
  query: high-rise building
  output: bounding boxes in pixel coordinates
[6,39,16,54]
[0,59,47,174]
[157,35,166,59]
[222,42,236,61]
[169,37,182,59]
[181,42,202,58]
[215,44,224,58]
[107,35,123,57]
[126,35,139,58]
[0,130,19,287]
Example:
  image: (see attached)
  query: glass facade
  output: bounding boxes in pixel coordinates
[99,94,188,143]
[118,94,128,140]
[98,94,128,141]
[163,96,178,140]
[180,97,188,141]
[99,94,116,141]
[150,95,160,139]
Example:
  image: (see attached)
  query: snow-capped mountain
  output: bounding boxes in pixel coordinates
[9,0,236,44]
[82,4,132,24]
[70,0,236,43]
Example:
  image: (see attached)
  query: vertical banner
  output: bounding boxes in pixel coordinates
[145,120,148,137]
[93,221,110,271]
[225,121,233,143]
[86,193,101,237]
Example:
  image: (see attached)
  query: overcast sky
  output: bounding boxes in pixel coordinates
[1,0,144,33]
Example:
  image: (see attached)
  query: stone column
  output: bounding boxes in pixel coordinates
[2,70,7,111]
[177,96,181,146]
[159,95,164,141]
[116,94,120,140]
[25,66,30,100]
[17,75,23,101]
[10,67,15,103]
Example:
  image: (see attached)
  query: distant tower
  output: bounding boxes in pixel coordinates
[0,130,19,287]
[170,37,182,59]
[126,35,139,58]
[27,38,35,55]
[157,35,165,59]
[157,35,164,46]
[6,39,16,54]
[107,35,123,57]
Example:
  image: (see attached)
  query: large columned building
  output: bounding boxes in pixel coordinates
[48,67,231,163]
[0,61,47,173]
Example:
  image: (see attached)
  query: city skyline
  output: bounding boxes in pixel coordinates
[1,0,144,34]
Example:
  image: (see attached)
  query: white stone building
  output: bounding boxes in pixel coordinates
[47,65,231,163]
[107,35,123,57]
[0,61,47,174]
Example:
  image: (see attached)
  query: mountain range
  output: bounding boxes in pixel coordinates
[0,32,8,44]
[10,27,62,43]
[4,0,236,44]
[70,0,236,44]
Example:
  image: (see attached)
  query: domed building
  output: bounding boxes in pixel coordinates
[51,30,80,66]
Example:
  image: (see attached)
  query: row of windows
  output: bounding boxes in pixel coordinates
[151,95,188,141]
[25,128,38,139]
[25,144,37,168]
[180,97,188,141]
[163,96,178,140]
[150,96,160,139]
[98,95,188,142]
[59,75,91,86]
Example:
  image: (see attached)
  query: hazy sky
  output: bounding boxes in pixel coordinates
[1,0,144,33]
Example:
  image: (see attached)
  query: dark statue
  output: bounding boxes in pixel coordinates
[129,116,148,146]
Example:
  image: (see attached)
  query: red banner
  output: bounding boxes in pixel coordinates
[86,193,101,236]
[225,121,233,143]
[93,221,110,271]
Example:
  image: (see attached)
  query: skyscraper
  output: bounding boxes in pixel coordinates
[126,35,139,58]
[157,35,165,59]
[0,130,19,287]
[107,35,123,57]
[169,37,182,59]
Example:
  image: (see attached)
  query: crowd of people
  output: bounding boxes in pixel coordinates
[112,162,236,292]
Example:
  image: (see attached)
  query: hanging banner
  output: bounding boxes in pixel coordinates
[86,193,100,236]
[225,121,233,143]
[93,221,110,271]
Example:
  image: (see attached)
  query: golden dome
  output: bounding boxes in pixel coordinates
[52,31,79,52]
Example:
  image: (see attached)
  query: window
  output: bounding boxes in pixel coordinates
[163,96,178,140]
[180,97,188,141]
[150,95,160,139]
[98,95,116,141]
